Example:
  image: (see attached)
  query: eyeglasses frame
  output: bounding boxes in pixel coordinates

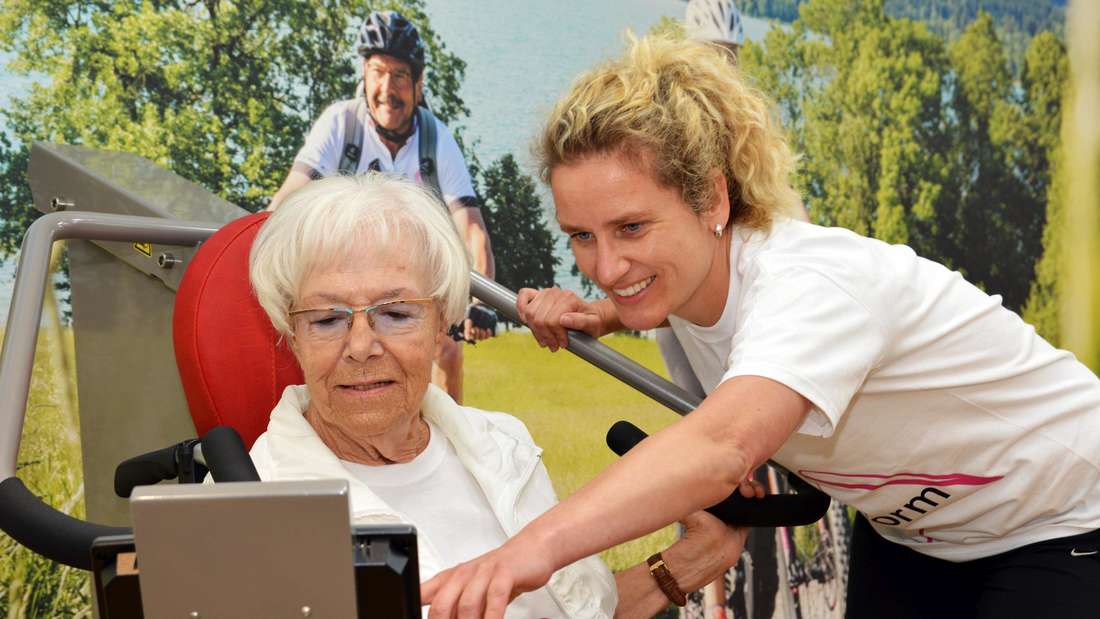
[288,297,436,341]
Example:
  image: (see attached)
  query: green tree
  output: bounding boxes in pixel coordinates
[1022,148,1066,344]
[479,154,559,300]
[883,0,1065,72]
[742,0,1066,72]
[1018,32,1070,343]
[0,0,468,255]
[989,31,1067,206]
[750,0,952,253]
[649,15,685,40]
[739,25,808,132]
[941,11,1040,310]
[741,0,1064,313]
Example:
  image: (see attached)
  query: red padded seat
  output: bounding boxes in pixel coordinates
[173,211,303,449]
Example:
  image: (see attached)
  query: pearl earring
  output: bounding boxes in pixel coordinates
[713,224,723,239]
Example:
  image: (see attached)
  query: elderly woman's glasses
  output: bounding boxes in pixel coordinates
[289,298,434,343]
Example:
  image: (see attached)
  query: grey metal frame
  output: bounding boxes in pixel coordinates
[0,211,219,480]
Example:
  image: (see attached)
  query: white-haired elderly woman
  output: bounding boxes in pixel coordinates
[247,173,747,618]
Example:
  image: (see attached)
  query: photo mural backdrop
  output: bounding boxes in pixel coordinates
[0,1,1070,617]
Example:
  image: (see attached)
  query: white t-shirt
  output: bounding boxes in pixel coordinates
[342,421,565,618]
[665,218,1100,561]
[294,99,476,207]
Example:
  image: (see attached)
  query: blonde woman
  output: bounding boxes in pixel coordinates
[422,35,1100,619]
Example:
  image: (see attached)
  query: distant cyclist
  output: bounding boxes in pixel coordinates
[686,0,745,59]
[269,10,495,404]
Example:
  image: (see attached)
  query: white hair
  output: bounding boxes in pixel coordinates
[250,173,471,335]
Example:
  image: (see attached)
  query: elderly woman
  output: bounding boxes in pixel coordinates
[245,173,746,618]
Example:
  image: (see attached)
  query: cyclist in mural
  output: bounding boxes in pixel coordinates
[421,34,1100,619]
[686,0,745,58]
[268,10,496,405]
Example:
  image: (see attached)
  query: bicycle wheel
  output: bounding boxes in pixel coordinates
[776,525,803,619]
[683,587,707,619]
[787,501,851,618]
[820,502,852,614]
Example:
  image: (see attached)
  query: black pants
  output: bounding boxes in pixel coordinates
[847,514,1100,618]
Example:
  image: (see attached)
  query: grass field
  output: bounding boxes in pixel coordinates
[0,325,92,618]
[0,326,680,615]
[465,330,681,572]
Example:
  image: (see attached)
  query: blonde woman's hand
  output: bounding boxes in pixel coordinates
[421,534,556,619]
[516,287,608,351]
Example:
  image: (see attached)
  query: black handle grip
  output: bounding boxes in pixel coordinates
[606,420,830,527]
[201,425,260,482]
[467,304,498,330]
[0,477,130,570]
[114,444,180,498]
[0,427,255,571]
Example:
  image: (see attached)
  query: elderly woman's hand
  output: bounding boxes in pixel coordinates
[421,533,557,619]
[516,287,610,351]
[663,511,749,593]
[608,510,749,619]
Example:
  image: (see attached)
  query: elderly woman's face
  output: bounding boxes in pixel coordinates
[290,244,443,437]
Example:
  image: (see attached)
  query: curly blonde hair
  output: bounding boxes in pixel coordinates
[536,34,802,229]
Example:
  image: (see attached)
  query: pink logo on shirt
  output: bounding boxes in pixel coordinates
[800,470,1004,531]
[798,470,1003,491]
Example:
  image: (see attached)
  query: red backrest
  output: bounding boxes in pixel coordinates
[173,211,303,449]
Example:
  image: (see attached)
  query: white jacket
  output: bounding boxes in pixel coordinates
[250,384,618,618]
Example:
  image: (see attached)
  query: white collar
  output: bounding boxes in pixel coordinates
[264,384,541,530]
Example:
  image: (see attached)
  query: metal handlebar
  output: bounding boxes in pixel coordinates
[470,273,702,414]
[0,213,220,569]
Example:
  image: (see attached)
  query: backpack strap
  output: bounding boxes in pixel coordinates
[338,99,369,175]
[337,101,443,203]
[416,106,444,203]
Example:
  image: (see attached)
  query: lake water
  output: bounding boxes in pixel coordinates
[0,3,774,321]
[424,0,772,164]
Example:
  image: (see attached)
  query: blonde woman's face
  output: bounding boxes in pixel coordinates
[552,151,731,328]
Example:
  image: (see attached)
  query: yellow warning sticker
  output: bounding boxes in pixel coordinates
[133,242,152,257]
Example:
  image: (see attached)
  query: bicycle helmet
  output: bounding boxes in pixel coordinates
[685,0,745,47]
[357,10,426,77]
